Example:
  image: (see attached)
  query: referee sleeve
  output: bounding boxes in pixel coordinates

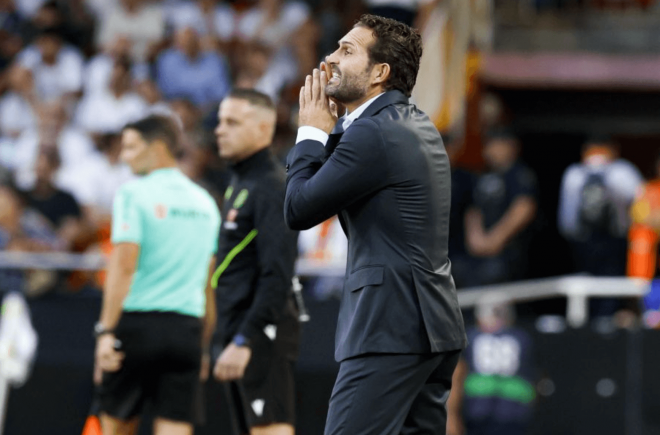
[111,185,143,245]
[237,183,298,342]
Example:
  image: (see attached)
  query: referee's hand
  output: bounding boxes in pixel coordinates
[213,343,252,382]
[95,334,125,373]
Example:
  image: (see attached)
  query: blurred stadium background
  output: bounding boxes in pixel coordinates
[2,0,660,434]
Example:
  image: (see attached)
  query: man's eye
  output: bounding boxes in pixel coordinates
[344,49,351,55]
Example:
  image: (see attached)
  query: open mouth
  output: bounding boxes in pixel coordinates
[328,70,341,85]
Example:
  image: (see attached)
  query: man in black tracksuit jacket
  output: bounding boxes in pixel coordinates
[212,89,299,435]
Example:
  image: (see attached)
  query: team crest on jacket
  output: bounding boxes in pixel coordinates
[227,208,238,222]
[233,189,249,209]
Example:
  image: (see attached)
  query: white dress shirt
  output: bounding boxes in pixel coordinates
[296,93,385,145]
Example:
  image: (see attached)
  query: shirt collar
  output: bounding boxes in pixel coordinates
[341,93,385,131]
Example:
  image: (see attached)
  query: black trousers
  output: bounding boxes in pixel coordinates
[325,350,461,435]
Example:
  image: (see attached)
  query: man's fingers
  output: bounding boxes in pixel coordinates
[299,86,304,109]
[304,74,312,103]
[320,69,328,91]
[312,68,320,101]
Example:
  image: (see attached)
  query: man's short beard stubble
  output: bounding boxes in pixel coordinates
[325,66,372,105]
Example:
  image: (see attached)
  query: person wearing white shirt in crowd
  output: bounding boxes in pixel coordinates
[0,65,37,140]
[558,137,644,316]
[234,0,316,101]
[59,132,134,227]
[13,98,96,191]
[12,0,45,18]
[17,27,84,102]
[96,0,165,63]
[83,35,134,96]
[298,215,347,300]
[166,0,235,49]
[75,56,148,136]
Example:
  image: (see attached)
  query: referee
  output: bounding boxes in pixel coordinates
[94,115,221,435]
[212,89,299,435]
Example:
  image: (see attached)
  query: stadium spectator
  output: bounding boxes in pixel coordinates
[0,64,37,140]
[156,26,231,111]
[165,0,235,51]
[464,129,538,286]
[25,147,84,250]
[13,98,96,191]
[558,136,643,315]
[0,181,63,295]
[363,0,438,27]
[0,0,28,75]
[16,26,84,102]
[135,77,171,114]
[96,0,166,63]
[58,132,134,229]
[445,133,477,289]
[83,35,132,96]
[447,295,536,435]
[298,215,347,300]
[233,0,316,101]
[74,56,148,136]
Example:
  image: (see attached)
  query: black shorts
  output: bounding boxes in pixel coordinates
[223,324,298,431]
[99,311,203,424]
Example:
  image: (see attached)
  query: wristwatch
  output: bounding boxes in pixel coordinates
[93,322,114,338]
[232,334,251,348]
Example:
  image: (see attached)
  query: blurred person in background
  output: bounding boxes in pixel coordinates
[0,64,37,140]
[212,89,300,435]
[156,26,231,113]
[558,136,643,316]
[25,147,84,250]
[0,0,29,76]
[170,98,227,203]
[135,77,171,114]
[16,25,83,102]
[165,0,235,53]
[233,0,317,102]
[59,132,134,231]
[297,215,347,300]
[447,296,536,435]
[75,55,148,136]
[83,35,133,96]
[0,181,63,295]
[363,0,439,27]
[94,115,220,435]
[465,129,538,286]
[13,98,96,191]
[96,0,166,64]
[445,133,476,289]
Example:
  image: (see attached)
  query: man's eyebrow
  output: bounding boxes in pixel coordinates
[338,40,356,48]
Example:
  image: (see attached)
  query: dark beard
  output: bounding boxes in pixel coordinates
[325,70,370,104]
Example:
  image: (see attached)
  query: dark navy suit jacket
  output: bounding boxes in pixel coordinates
[285,90,467,362]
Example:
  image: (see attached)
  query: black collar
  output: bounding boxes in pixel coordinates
[232,148,273,175]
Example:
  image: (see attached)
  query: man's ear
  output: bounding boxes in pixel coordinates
[372,63,391,86]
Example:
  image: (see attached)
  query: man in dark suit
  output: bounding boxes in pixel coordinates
[284,14,467,435]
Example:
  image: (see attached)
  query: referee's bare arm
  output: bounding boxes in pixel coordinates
[201,255,217,381]
[96,242,139,373]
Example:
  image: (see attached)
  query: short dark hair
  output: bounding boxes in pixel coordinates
[226,88,275,111]
[355,14,423,97]
[123,114,182,156]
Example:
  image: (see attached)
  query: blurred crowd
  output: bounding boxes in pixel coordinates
[0,0,444,293]
[0,0,656,316]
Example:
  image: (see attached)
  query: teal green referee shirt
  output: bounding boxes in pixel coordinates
[111,168,221,318]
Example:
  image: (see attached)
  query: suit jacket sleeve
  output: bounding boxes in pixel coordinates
[237,184,298,341]
[285,119,389,230]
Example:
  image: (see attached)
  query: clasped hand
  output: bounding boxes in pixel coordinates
[299,63,341,134]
